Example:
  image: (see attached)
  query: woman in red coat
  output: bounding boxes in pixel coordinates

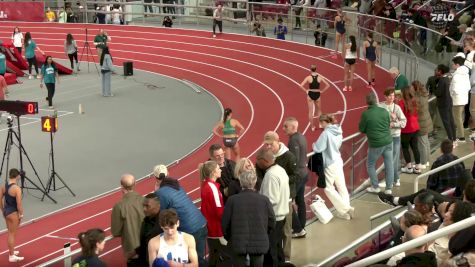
[200,160,226,266]
[398,86,422,174]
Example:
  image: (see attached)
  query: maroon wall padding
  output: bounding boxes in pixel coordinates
[35,53,73,75]
[4,73,17,85]
[6,60,25,77]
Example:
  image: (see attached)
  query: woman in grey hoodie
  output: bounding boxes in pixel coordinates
[312,114,354,220]
[100,46,114,97]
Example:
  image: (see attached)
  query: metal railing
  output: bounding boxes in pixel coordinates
[414,151,475,192]
[317,207,409,267]
[21,0,437,82]
[348,215,475,266]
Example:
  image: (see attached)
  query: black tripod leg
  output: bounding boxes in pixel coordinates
[53,172,76,197]
[0,130,12,182]
[86,43,100,74]
[12,131,47,191]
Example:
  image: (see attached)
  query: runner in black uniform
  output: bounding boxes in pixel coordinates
[363,32,380,88]
[300,65,330,131]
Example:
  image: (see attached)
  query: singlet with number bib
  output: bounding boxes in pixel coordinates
[157,232,190,264]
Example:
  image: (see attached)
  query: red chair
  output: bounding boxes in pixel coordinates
[333,256,353,267]
[355,241,375,256]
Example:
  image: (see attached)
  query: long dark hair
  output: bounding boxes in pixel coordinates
[44,55,56,69]
[401,86,417,114]
[78,228,105,258]
[349,35,357,52]
[100,46,112,66]
[24,32,31,48]
[66,33,74,46]
[13,26,20,36]
[223,108,232,123]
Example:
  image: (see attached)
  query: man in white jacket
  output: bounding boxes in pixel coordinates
[450,56,471,142]
[256,148,290,267]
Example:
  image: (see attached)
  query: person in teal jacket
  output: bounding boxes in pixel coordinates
[359,93,395,194]
[40,56,59,108]
[24,32,44,80]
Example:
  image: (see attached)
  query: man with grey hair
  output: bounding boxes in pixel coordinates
[111,174,145,266]
[397,225,437,266]
[389,67,409,93]
[359,93,394,194]
[222,170,275,267]
[283,117,308,238]
[256,148,290,266]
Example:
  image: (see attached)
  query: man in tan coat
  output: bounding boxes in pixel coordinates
[111,174,145,266]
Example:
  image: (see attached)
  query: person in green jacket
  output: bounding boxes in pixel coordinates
[389,67,409,94]
[359,93,394,194]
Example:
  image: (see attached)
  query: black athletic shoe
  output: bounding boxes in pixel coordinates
[378,192,396,206]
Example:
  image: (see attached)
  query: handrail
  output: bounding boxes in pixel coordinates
[414,151,475,192]
[348,216,475,267]
[37,198,203,266]
[316,208,408,267]
[369,205,405,221]
[306,132,362,158]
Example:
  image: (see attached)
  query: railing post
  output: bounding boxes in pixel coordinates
[350,137,355,194]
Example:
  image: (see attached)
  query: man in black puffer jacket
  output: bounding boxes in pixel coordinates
[222,171,275,267]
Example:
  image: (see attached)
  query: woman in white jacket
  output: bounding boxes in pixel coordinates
[313,114,354,220]
[450,56,471,142]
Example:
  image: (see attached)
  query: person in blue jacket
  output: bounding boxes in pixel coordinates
[152,164,208,267]
[274,18,288,40]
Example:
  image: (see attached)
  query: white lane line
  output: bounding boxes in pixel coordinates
[0,112,74,132]
[0,58,258,258]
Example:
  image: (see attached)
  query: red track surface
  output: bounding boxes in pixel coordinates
[0,22,393,266]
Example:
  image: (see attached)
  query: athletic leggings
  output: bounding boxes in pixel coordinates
[68,52,78,69]
[45,83,55,107]
[401,131,421,166]
[16,47,22,55]
[213,19,223,34]
[27,57,39,75]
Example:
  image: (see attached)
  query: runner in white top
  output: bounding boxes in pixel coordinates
[11,27,24,54]
[342,35,359,92]
[148,209,198,267]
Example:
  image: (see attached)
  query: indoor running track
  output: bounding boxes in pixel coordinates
[0,22,393,266]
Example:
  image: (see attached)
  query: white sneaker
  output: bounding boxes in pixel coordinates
[366,187,381,193]
[348,207,355,218]
[384,189,392,195]
[212,34,216,38]
[419,164,427,170]
[401,167,413,173]
[426,162,430,167]
[394,180,401,187]
[378,181,386,188]
[335,212,351,220]
[28,75,33,80]
[9,254,24,262]
[36,75,41,79]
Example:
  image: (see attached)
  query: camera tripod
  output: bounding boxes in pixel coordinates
[0,115,56,203]
[42,127,75,200]
[77,28,100,75]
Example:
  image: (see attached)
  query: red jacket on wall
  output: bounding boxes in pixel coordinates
[201,178,224,238]
[398,99,420,134]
